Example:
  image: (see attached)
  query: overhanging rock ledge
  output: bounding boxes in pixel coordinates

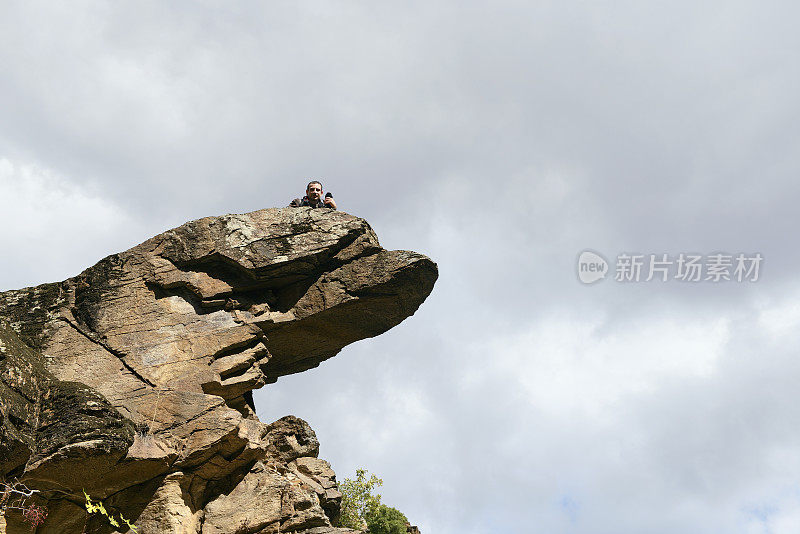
[0,207,437,534]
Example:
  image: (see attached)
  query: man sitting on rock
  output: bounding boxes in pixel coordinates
[289,180,337,209]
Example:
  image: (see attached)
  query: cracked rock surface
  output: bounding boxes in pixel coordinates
[0,208,436,533]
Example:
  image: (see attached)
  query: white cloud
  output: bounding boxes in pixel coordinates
[470,313,730,418]
[757,286,800,340]
[0,157,142,288]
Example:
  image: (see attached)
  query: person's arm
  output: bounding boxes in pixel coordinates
[289,198,302,207]
[324,196,337,210]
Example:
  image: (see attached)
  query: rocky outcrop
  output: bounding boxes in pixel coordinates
[0,322,135,494]
[0,208,436,533]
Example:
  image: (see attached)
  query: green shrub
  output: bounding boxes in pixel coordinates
[366,504,409,534]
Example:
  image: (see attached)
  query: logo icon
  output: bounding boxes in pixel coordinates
[577,250,608,284]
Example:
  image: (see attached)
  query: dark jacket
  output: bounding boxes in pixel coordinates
[289,196,335,209]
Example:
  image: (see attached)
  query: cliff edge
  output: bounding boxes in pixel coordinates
[0,207,437,534]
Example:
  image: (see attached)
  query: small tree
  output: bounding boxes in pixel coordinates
[337,469,413,534]
[337,469,383,530]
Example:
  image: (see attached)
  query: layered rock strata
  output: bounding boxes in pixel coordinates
[0,208,436,533]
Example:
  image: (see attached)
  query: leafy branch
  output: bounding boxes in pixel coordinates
[83,490,138,533]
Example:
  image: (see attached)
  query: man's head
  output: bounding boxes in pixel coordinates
[306,181,323,202]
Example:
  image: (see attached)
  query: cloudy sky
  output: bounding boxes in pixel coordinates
[2,2,800,533]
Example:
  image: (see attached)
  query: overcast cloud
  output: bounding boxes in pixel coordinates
[2,2,800,533]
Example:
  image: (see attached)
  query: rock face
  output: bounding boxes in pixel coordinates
[0,208,436,534]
